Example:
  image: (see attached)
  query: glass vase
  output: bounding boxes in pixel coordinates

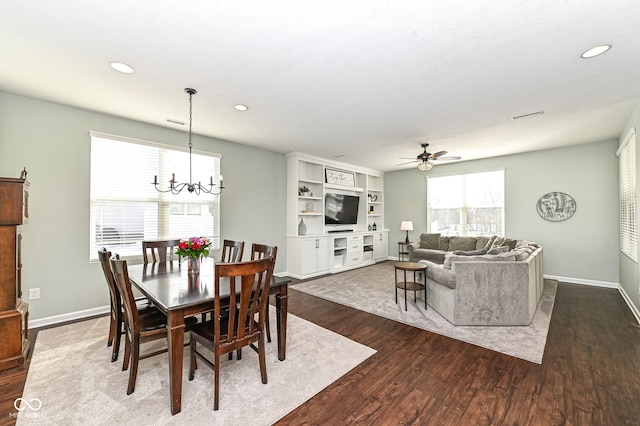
[187,257,200,275]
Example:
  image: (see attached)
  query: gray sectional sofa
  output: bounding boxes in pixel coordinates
[407,234,544,326]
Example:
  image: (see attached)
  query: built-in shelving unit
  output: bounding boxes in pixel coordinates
[286,152,389,279]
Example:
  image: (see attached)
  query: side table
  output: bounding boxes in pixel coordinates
[398,241,413,261]
[393,261,427,311]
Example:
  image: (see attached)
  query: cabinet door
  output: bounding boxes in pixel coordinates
[300,237,330,275]
[374,232,389,260]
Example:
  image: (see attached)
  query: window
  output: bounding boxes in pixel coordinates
[89,132,221,261]
[618,128,637,262]
[427,170,504,236]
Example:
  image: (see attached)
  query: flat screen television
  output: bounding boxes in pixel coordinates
[325,193,360,225]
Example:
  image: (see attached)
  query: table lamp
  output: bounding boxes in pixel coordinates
[400,220,413,244]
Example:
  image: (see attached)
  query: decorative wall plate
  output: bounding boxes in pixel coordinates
[536,192,576,222]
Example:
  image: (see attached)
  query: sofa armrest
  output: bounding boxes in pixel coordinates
[407,242,420,253]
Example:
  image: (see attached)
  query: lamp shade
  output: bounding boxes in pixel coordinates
[400,221,414,231]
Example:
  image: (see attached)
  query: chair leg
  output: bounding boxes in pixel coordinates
[258,332,267,384]
[107,313,116,347]
[265,298,272,343]
[122,335,131,371]
[214,353,220,410]
[111,312,123,362]
[127,337,140,395]
[188,338,197,381]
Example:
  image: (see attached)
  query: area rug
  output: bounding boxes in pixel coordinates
[293,262,557,364]
[16,311,375,425]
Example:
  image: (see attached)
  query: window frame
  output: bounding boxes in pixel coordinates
[617,127,637,262]
[89,131,222,262]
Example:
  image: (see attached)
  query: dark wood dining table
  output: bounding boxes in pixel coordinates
[126,259,291,415]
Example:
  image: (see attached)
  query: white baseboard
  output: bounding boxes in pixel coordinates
[543,274,618,288]
[30,305,110,329]
[617,285,640,325]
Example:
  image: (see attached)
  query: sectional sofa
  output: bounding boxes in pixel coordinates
[407,234,544,326]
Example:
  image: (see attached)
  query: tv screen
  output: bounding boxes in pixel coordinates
[325,193,360,225]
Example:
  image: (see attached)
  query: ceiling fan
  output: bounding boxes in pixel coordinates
[395,143,461,170]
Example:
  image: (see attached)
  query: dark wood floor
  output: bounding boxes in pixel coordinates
[2,281,640,425]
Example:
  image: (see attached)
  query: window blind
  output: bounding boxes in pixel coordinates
[427,170,505,236]
[618,128,637,262]
[89,132,221,261]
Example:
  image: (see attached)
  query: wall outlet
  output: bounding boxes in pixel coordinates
[29,288,40,300]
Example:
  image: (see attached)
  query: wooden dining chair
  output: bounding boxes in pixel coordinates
[142,239,180,263]
[110,253,196,395]
[250,243,278,344]
[188,257,275,410]
[97,247,155,362]
[220,239,244,263]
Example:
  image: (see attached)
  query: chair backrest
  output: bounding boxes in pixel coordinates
[250,243,277,265]
[142,239,180,263]
[220,239,244,263]
[98,247,121,314]
[110,254,140,332]
[214,258,274,352]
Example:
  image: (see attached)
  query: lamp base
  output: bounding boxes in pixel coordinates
[405,231,410,244]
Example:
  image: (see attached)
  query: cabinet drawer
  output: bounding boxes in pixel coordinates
[346,253,363,266]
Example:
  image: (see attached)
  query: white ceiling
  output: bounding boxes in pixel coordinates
[2,1,639,171]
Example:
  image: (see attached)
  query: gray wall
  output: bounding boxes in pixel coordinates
[385,140,620,285]
[0,92,287,321]
[619,104,640,311]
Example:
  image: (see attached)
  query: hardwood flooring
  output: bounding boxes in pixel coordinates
[2,282,639,425]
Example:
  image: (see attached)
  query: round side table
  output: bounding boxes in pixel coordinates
[393,261,427,311]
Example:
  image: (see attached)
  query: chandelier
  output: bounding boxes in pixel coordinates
[152,88,225,195]
[417,160,434,171]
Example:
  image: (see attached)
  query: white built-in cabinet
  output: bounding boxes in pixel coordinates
[286,152,389,279]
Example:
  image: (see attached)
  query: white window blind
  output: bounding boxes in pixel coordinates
[89,132,221,261]
[427,170,505,236]
[618,128,637,262]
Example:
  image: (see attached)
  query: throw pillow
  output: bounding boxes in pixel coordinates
[486,246,509,255]
[448,237,477,251]
[419,233,441,249]
[452,249,488,256]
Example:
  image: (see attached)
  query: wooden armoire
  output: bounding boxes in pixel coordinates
[0,173,30,371]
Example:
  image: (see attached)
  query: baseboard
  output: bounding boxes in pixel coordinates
[543,274,618,288]
[617,285,640,325]
[29,305,110,329]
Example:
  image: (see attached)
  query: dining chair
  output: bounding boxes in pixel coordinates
[220,239,244,263]
[142,239,181,263]
[110,253,196,395]
[97,247,155,362]
[250,243,278,344]
[188,257,275,410]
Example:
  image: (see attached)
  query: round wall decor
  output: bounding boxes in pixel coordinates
[536,192,576,222]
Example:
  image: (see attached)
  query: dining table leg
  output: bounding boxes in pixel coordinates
[275,285,288,361]
[167,312,185,415]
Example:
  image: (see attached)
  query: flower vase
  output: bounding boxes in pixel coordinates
[187,257,201,275]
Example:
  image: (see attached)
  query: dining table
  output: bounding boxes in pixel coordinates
[126,259,291,415]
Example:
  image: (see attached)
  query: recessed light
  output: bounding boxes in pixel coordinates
[234,104,249,111]
[580,44,612,59]
[109,61,135,74]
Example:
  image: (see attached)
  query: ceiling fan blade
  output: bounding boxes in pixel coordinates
[432,156,462,161]
[429,150,448,158]
[394,160,419,166]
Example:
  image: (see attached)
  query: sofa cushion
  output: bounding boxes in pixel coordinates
[490,236,517,251]
[411,248,447,263]
[452,249,488,256]
[443,252,518,269]
[419,233,441,249]
[474,236,493,250]
[486,245,510,255]
[439,236,450,251]
[448,237,477,251]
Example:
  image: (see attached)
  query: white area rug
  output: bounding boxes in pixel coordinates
[293,262,557,364]
[17,311,375,425]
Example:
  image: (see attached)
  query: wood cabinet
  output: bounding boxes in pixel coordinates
[0,175,30,371]
[287,236,330,277]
